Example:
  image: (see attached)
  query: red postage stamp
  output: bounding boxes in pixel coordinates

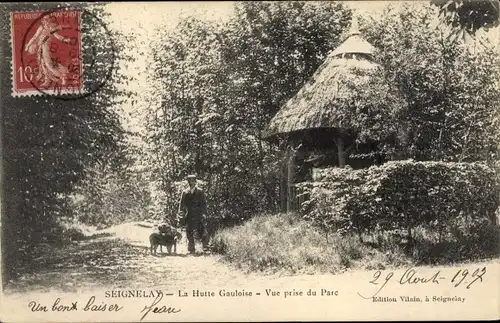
[10,10,83,96]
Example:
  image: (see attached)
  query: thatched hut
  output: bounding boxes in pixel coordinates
[263,17,389,212]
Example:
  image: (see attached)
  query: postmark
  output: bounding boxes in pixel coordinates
[11,8,115,99]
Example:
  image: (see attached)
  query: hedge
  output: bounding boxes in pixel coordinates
[297,160,499,243]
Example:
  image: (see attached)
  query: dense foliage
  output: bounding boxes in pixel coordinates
[69,133,151,229]
[362,4,500,162]
[144,2,353,228]
[2,1,499,285]
[298,161,499,246]
[142,2,499,231]
[212,212,411,274]
[431,0,499,37]
[1,3,133,284]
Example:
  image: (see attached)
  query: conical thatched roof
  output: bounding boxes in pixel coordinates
[264,17,382,139]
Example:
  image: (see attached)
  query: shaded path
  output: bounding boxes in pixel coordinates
[98,221,260,291]
[4,221,266,294]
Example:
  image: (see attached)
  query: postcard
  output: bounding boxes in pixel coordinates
[1,1,499,322]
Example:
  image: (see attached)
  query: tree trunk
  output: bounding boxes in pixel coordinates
[194,97,203,176]
[257,129,275,211]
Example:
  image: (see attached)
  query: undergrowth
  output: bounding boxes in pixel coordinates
[211,212,500,275]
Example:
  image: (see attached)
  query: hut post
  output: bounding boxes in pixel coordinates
[294,145,307,210]
[279,142,289,213]
[287,143,298,213]
[336,136,346,168]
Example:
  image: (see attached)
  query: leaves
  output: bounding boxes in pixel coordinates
[432,0,500,36]
[363,4,500,162]
[298,161,499,239]
[141,2,352,224]
[1,2,135,282]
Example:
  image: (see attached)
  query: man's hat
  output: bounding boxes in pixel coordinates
[186,174,197,179]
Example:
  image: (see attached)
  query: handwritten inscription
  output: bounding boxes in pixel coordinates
[53,298,78,311]
[27,297,123,313]
[84,296,123,312]
[139,293,181,321]
[28,301,48,312]
[27,287,338,319]
[357,266,487,300]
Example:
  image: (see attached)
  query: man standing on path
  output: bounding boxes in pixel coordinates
[178,174,209,254]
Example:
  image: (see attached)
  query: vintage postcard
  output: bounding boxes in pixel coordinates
[1,1,499,322]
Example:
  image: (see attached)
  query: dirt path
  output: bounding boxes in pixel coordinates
[3,221,267,294]
[98,221,262,291]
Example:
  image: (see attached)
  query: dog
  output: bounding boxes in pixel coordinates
[149,223,182,255]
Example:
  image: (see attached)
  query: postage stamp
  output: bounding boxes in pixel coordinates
[10,10,83,96]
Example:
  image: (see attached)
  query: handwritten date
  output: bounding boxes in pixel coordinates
[358,266,486,299]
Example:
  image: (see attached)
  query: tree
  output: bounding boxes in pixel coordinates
[362,3,500,163]
[70,132,151,229]
[143,1,352,228]
[1,2,132,284]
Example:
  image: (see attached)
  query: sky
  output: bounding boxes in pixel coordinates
[102,1,499,133]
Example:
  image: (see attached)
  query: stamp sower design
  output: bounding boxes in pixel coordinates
[11,10,82,96]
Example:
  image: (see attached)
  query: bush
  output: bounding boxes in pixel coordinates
[299,161,499,239]
[212,212,411,274]
[297,160,500,263]
[408,223,500,264]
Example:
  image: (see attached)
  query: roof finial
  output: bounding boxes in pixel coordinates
[348,14,360,36]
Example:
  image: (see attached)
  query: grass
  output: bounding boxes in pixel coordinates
[211,212,500,275]
[211,212,411,275]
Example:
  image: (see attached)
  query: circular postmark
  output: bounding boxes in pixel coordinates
[20,8,115,100]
